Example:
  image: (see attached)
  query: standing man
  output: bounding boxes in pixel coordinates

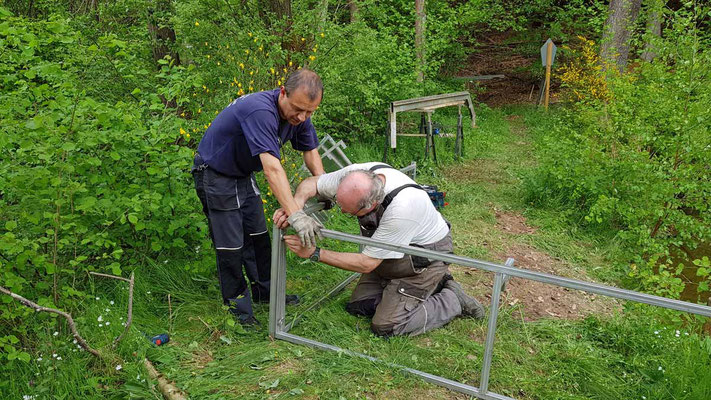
[276,163,485,337]
[192,69,326,326]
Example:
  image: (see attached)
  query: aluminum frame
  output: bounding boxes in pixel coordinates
[269,216,711,399]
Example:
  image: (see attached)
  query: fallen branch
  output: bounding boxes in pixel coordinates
[89,271,134,348]
[0,286,101,358]
[144,358,187,400]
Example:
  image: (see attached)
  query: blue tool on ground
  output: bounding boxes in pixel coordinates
[143,332,170,346]
[421,185,447,209]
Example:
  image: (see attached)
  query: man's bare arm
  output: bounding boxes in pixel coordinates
[259,152,300,216]
[302,148,325,176]
[284,235,382,274]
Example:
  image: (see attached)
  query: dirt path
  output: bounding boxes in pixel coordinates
[445,112,620,321]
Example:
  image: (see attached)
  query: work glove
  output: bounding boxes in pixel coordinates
[287,210,324,248]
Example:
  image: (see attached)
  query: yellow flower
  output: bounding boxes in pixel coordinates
[204,42,208,46]
[259,46,263,51]
[195,21,199,26]
[249,71,253,76]
[186,133,190,138]
[309,55,315,61]
[253,38,257,42]
[217,61,221,66]
[312,47,317,52]
[179,128,186,135]
[238,82,242,88]
[238,89,244,95]
[320,32,324,38]
[249,86,253,91]
[198,108,202,113]
[248,32,252,37]
[244,49,250,54]
[262,199,267,204]
[219,79,222,84]
[206,55,211,59]
[226,44,229,49]
[301,37,305,42]
[277,79,281,85]
[204,124,208,129]
[180,112,185,117]
[270,68,275,74]
[239,63,244,69]
[283,67,287,73]
[202,85,206,89]
[288,61,293,67]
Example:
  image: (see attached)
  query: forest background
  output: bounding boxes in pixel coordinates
[1,0,710,398]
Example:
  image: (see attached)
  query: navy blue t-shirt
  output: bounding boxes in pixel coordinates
[196,89,319,177]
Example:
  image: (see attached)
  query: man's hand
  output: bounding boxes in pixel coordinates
[284,235,315,258]
[273,208,289,229]
[287,210,323,248]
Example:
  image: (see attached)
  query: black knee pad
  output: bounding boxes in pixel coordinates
[345,298,378,317]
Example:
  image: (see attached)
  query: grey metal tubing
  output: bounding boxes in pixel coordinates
[275,331,515,400]
[283,272,360,332]
[320,229,711,317]
[480,264,511,394]
[268,227,286,337]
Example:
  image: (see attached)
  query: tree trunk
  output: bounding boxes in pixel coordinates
[641,0,663,62]
[600,0,642,72]
[318,0,329,30]
[349,0,359,23]
[269,0,292,21]
[415,0,425,83]
[147,1,180,66]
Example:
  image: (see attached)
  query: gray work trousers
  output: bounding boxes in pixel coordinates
[346,233,462,337]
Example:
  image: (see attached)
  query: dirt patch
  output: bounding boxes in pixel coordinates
[494,209,537,235]
[187,348,214,370]
[442,159,507,185]
[454,243,620,322]
[376,387,470,399]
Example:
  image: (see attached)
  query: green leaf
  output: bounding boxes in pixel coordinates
[4,221,17,231]
[17,352,30,362]
[226,318,235,327]
[62,142,76,151]
[127,214,138,224]
[110,262,121,275]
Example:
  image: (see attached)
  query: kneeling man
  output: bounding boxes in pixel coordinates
[276,162,484,337]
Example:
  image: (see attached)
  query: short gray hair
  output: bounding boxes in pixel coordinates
[339,170,386,209]
[284,68,323,101]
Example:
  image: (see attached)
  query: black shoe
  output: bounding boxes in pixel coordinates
[255,294,301,305]
[434,274,454,294]
[444,280,485,319]
[238,315,260,327]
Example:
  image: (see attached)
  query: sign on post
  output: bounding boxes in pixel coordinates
[540,38,557,66]
[540,38,557,111]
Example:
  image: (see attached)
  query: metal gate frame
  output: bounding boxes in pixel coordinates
[269,206,711,399]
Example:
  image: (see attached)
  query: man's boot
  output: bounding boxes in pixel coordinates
[444,279,485,319]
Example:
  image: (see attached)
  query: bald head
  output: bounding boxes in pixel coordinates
[336,170,385,215]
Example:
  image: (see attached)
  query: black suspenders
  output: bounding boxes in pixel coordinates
[368,164,425,210]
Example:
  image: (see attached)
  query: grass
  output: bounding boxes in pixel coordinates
[3,106,710,400]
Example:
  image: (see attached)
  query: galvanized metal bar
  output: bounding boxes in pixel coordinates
[392,91,472,110]
[480,259,513,393]
[320,229,711,317]
[268,225,286,337]
[283,272,360,332]
[275,332,515,400]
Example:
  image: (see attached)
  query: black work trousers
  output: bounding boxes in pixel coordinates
[192,156,271,321]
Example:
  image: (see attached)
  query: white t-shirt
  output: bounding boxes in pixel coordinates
[316,162,450,259]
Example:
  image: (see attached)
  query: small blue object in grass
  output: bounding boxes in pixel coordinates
[421,185,447,209]
[149,333,170,346]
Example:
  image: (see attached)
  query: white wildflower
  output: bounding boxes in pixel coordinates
[115,364,122,371]
[73,339,77,344]
[105,321,110,326]
[110,301,114,305]
[37,357,42,362]
[146,291,151,294]
[654,330,659,334]
[53,331,59,336]
[95,297,100,300]
[97,315,103,322]
[98,323,103,327]
[658,366,662,371]
[52,353,57,358]
[23,395,37,400]
[56,357,62,360]
[105,308,110,312]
